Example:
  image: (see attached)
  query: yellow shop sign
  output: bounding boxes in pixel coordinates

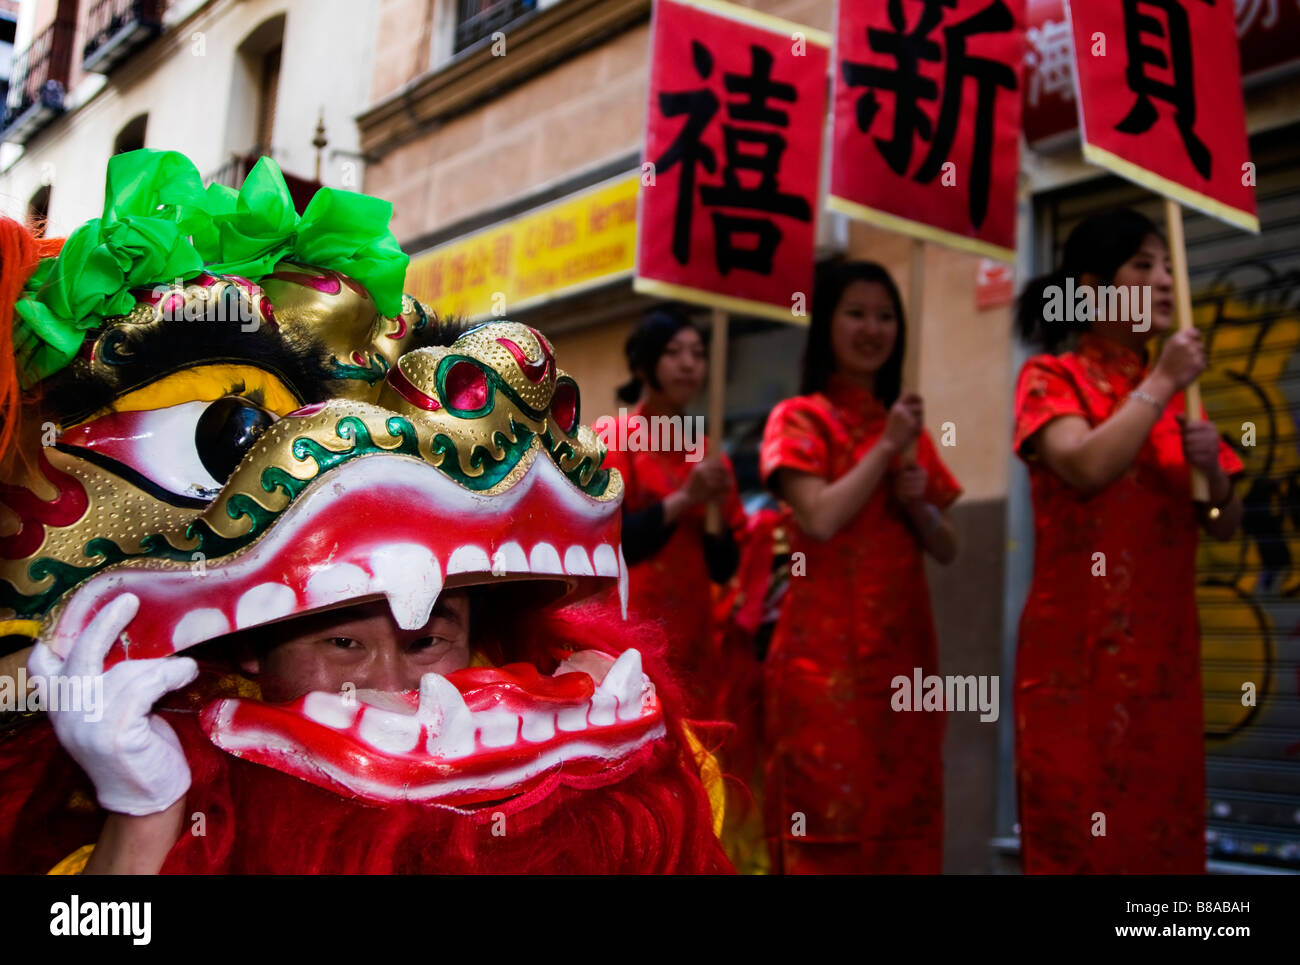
[404,172,638,321]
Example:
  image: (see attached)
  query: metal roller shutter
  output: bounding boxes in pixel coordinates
[1042,124,1300,871]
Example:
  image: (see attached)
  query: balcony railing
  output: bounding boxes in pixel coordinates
[204,151,322,216]
[83,0,166,74]
[454,0,538,54]
[1,16,74,144]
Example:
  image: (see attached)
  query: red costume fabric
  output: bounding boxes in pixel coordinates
[0,609,732,874]
[1012,333,1244,874]
[759,375,961,874]
[603,402,746,717]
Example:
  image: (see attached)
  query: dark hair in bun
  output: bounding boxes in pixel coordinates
[616,305,699,404]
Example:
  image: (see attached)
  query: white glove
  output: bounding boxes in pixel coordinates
[28,593,199,816]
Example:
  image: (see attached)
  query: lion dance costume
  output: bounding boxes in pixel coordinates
[0,149,729,873]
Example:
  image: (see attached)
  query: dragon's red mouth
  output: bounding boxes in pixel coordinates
[201,649,665,806]
[42,450,657,806]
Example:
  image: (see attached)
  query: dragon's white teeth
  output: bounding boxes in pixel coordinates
[592,543,619,577]
[596,648,646,721]
[491,541,529,575]
[520,709,556,743]
[303,691,359,729]
[617,545,629,620]
[556,703,589,732]
[172,608,230,649]
[446,544,491,575]
[356,689,416,715]
[419,673,476,759]
[589,692,617,726]
[529,542,564,574]
[235,582,297,629]
[477,707,520,748]
[357,705,421,753]
[564,545,594,576]
[304,563,371,609]
[369,544,443,631]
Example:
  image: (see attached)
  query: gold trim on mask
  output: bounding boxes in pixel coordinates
[73,365,304,426]
[0,619,40,639]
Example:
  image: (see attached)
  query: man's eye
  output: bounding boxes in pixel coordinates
[326,637,359,649]
[411,636,450,652]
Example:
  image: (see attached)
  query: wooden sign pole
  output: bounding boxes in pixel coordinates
[903,238,925,462]
[705,306,728,534]
[1163,197,1210,503]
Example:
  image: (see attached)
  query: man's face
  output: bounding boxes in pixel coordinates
[244,591,472,702]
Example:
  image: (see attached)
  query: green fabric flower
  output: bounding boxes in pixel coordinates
[296,187,409,317]
[193,156,300,278]
[13,148,409,388]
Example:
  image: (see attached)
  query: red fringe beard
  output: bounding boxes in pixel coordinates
[0,602,733,874]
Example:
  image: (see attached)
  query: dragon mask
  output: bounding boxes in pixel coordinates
[1,150,667,811]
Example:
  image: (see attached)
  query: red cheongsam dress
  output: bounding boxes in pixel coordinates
[1012,333,1244,874]
[603,403,746,717]
[759,375,962,874]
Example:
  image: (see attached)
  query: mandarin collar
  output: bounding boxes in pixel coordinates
[824,373,886,415]
[1076,332,1148,384]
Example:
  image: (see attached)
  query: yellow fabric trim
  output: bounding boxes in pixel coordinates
[0,619,40,639]
[667,0,831,47]
[1080,143,1260,234]
[825,194,1017,262]
[681,723,726,839]
[48,844,94,875]
[632,276,809,325]
[72,364,303,426]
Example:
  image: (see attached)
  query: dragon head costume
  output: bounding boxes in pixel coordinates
[0,150,727,873]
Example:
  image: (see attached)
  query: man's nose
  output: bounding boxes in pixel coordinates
[351,646,415,692]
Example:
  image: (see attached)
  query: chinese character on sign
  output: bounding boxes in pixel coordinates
[841,0,1018,229]
[1233,0,1278,36]
[1115,0,1213,179]
[1066,0,1257,230]
[636,0,827,319]
[653,42,812,275]
[1025,16,1074,107]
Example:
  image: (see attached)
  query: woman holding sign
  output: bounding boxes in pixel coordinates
[603,308,746,718]
[1012,209,1243,874]
[760,261,961,874]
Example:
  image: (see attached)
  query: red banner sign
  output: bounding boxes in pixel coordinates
[829,0,1026,262]
[1025,0,1300,146]
[633,0,829,322]
[1066,0,1259,232]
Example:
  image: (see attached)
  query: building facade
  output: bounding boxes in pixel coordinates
[0,0,382,234]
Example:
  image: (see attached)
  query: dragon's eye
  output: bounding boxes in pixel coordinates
[195,396,277,483]
[58,397,277,505]
[441,359,492,414]
[551,379,579,435]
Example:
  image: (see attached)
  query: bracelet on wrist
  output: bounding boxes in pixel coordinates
[1128,389,1165,413]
